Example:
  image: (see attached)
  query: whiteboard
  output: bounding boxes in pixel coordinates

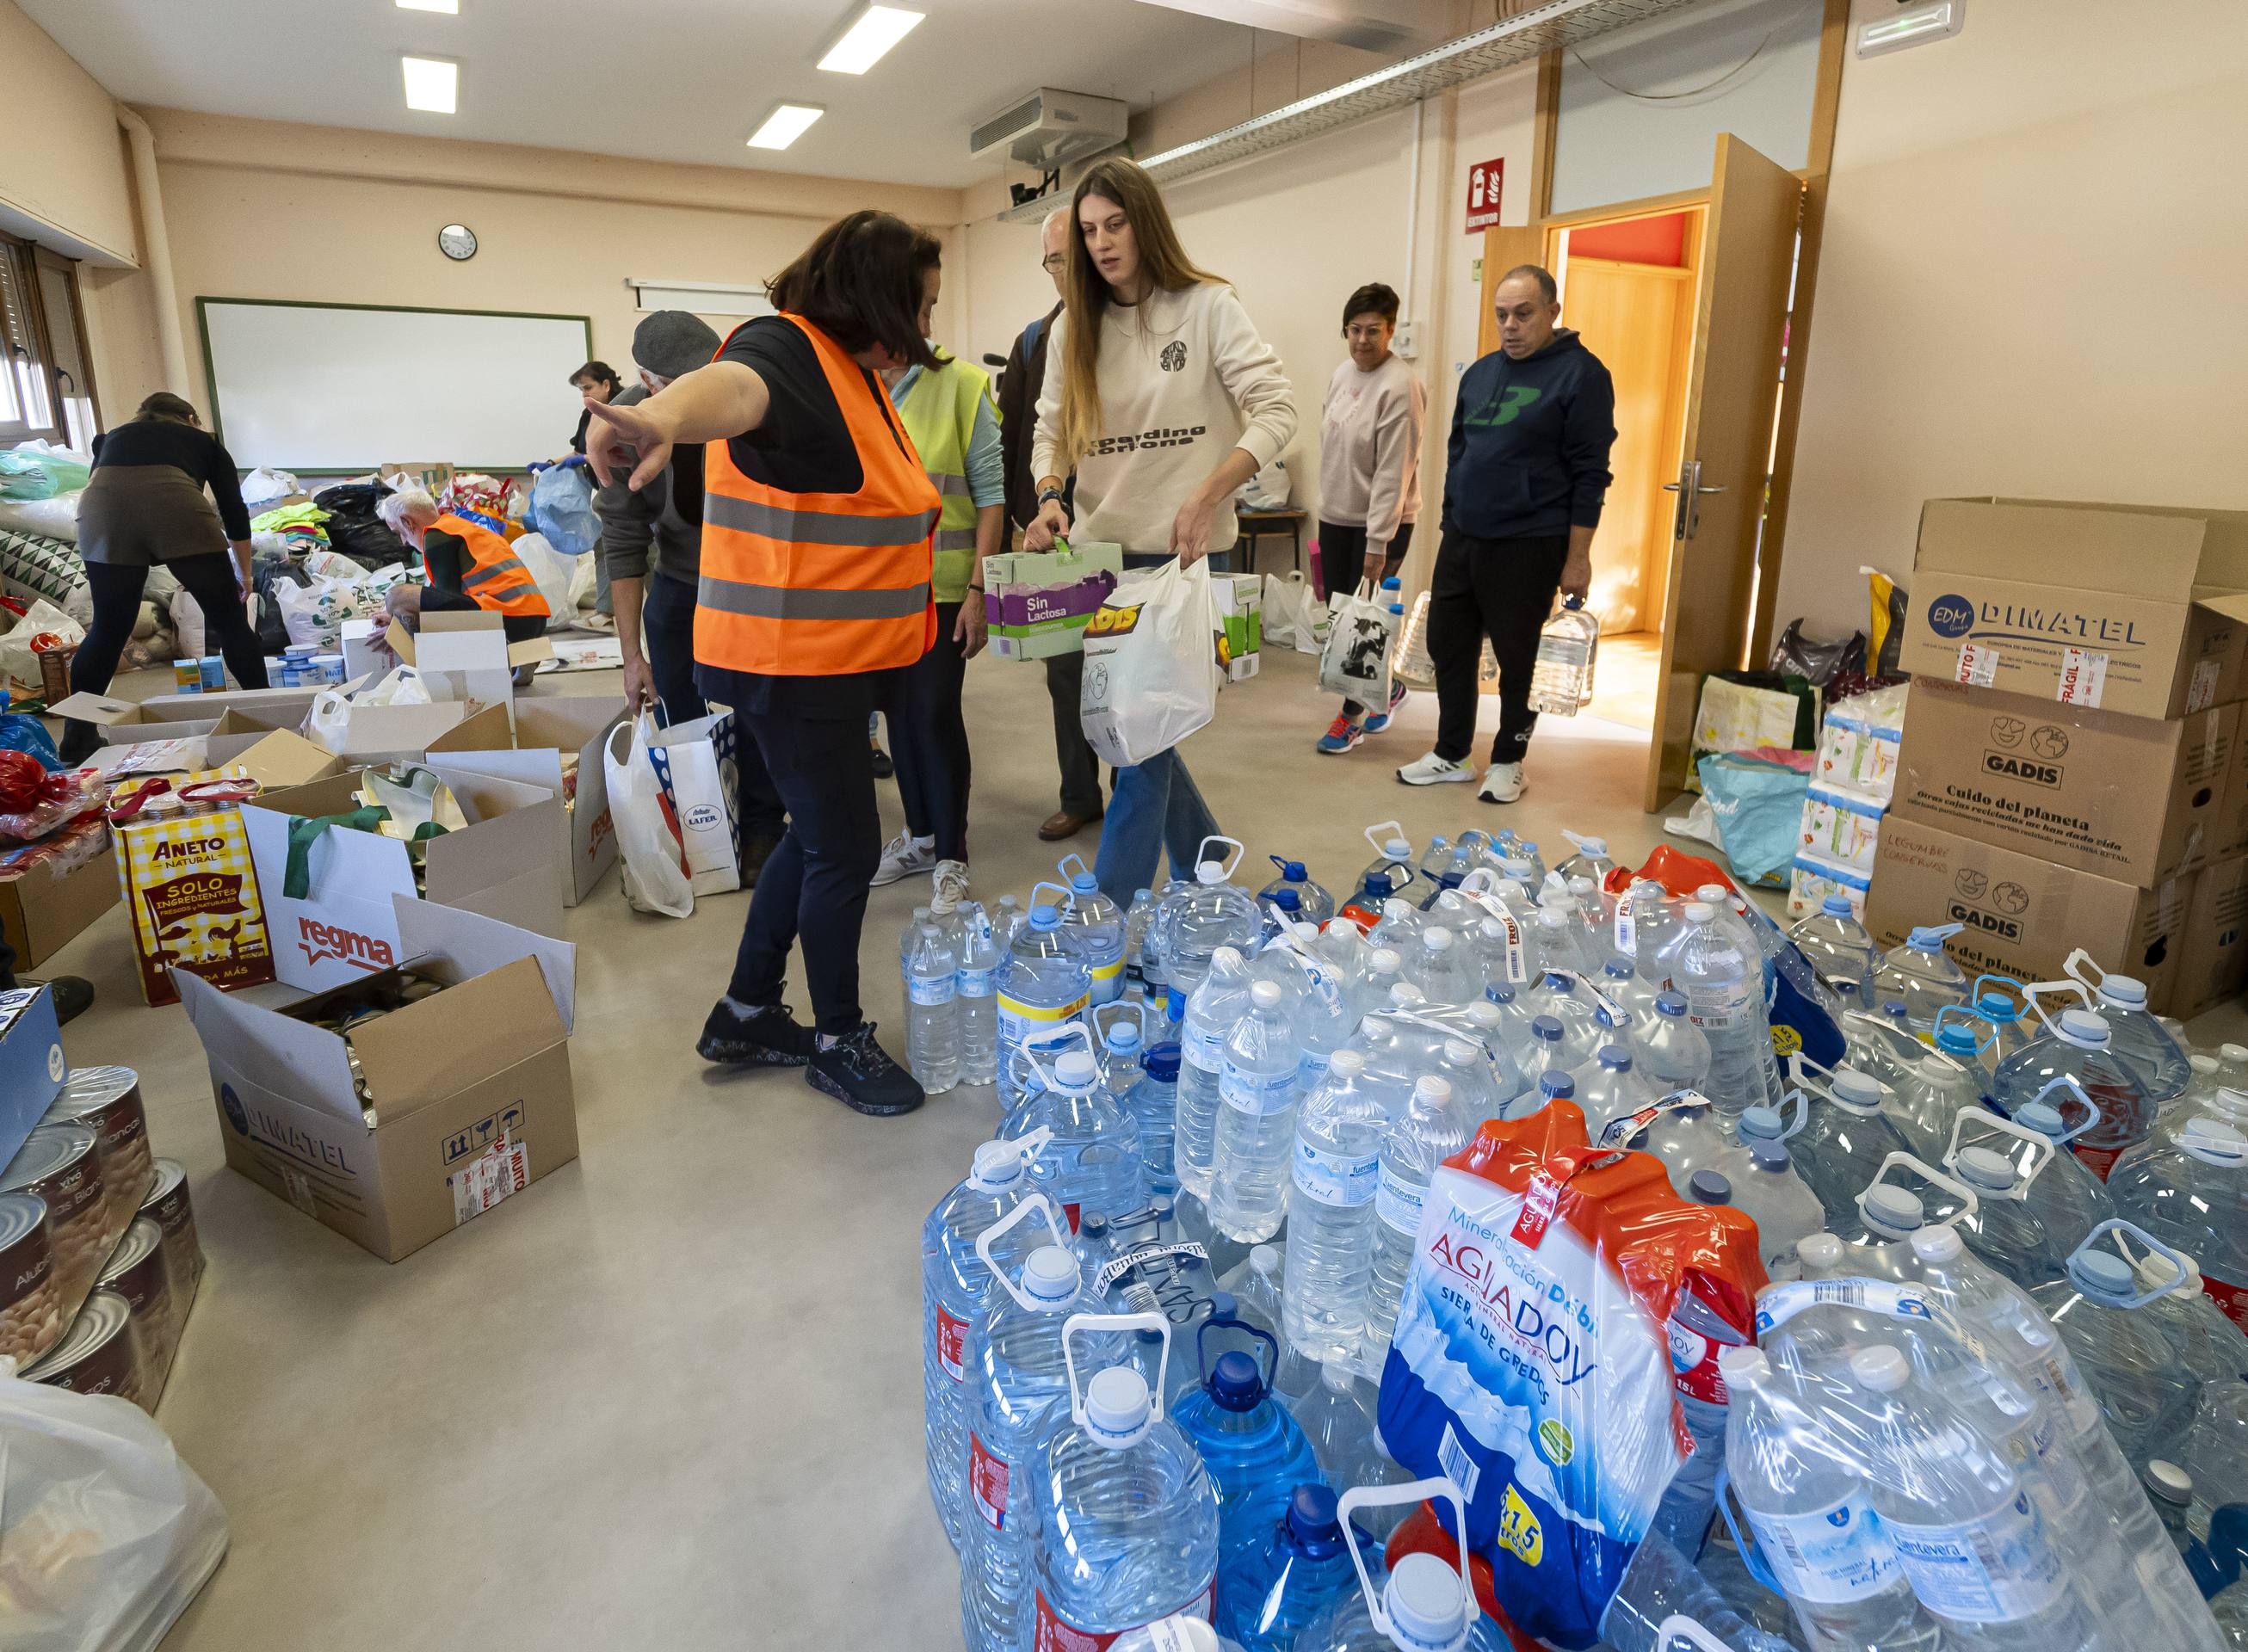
[198,299,594,473]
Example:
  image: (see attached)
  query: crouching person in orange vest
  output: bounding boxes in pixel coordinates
[586,209,943,1118]
[377,487,553,657]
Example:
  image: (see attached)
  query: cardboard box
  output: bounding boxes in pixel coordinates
[983,541,1125,661]
[340,618,388,684]
[1214,573,1263,681]
[87,724,342,786]
[1889,679,2240,887]
[242,765,565,993]
[429,695,626,905]
[0,985,65,1171]
[1898,498,2248,720]
[0,820,115,971]
[384,613,552,712]
[179,898,579,1263]
[313,697,511,767]
[2174,854,2248,1020]
[1865,814,2192,1013]
[49,686,327,743]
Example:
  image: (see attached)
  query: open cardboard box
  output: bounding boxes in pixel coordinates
[385,612,553,713]
[0,822,116,972]
[179,897,579,1263]
[50,685,327,743]
[87,724,343,786]
[240,763,564,993]
[429,695,625,905]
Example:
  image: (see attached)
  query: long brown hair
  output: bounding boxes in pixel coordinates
[767,210,941,370]
[1053,157,1224,467]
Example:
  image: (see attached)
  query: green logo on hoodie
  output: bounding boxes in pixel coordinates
[1467,385,1542,428]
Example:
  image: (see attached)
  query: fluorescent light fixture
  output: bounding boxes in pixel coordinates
[747,103,824,150]
[396,0,459,14]
[401,56,458,113]
[818,5,923,73]
[1856,0,1963,56]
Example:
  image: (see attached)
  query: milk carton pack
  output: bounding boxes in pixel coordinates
[1376,1105,1766,1649]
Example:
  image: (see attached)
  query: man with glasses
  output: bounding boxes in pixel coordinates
[997,208,1101,842]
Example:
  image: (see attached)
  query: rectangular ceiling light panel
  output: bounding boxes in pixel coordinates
[401,56,458,113]
[818,5,924,73]
[748,103,825,150]
[396,0,460,14]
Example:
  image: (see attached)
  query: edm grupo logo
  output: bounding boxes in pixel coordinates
[1926,593,1976,638]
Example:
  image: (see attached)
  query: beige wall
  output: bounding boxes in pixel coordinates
[0,0,139,264]
[1776,0,2248,635]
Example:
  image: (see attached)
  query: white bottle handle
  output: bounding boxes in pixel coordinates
[2061,946,2108,996]
[1337,1475,1473,1652]
[2067,1218,2194,1309]
[969,1125,1056,1193]
[1656,1615,1746,1652]
[2021,975,2092,1038]
[1060,1310,1170,1446]
[975,1193,1072,1313]
[1197,835,1244,880]
[1022,1019,1099,1097]
[1364,820,1405,857]
[1787,1051,1886,1116]
[1942,1106,2055,1194]
[1854,1150,1978,1232]
[2026,1071,2104,1137]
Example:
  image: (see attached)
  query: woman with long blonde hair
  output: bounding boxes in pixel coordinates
[1025,157,1295,904]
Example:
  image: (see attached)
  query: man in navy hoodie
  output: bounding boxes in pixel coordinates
[1399,264,1615,804]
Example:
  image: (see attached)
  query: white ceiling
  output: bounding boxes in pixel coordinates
[20,0,1252,189]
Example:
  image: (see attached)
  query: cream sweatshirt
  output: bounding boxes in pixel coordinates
[1318,354,1424,552]
[1031,281,1296,557]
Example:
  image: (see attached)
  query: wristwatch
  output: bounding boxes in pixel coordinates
[1038,486,1066,509]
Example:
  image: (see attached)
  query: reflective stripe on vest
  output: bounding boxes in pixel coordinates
[697,313,941,676]
[433,513,549,620]
[894,361,992,601]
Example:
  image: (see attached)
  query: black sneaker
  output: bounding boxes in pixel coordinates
[870,737,894,780]
[696,999,815,1067]
[806,1023,924,1116]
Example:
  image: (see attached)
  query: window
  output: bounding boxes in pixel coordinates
[0,238,55,441]
[33,249,98,452]
[0,232,100,451]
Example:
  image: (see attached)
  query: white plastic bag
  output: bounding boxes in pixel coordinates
[1318,578,1397,702]
[1239,453,1291,509]
[306,668,429,754]
[604,714,694,917]
[168,590,206,659]
[1261,570,1317,650]
[0,598,86,689]
[646,712,739,894]
[509,532,579,632]
[238,466,300,508]
[0,1364,231,1652]
[1078,558,1220,768]
[276,570,397,652]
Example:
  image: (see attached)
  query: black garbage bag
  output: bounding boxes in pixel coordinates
[313,484,410,569]
[250,555,310,654]
[1769,619,1866,687]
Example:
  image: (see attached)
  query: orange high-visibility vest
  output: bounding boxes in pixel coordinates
[697,313,941,675]
[432,511,550,620]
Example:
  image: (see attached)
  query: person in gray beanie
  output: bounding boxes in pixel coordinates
[597,309,785,881]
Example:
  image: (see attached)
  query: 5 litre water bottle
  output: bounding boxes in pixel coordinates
[1059,854,1128,1005]
[997,884,1092,1106]
[1283,1050,1387,1364]
[1571,1044,1653,1142]
[1299,1480,1505,1652]
[1992,1007,2154,1179]
[2003,1100,2118,1251]
[907,923,961,1094]
[1215,1483,1357,1652]
[1175,946,1256,1199]
[1529,592,1597,714]
[1788,1057,1914,1225]
[1872,924,1972,1038]
[1632,989,1712,1092]
[2027,1226,2203,1462]
[1364,1076,1471,1366]
[1660,902,1782,1116]
[1948,1145,2063,1286]
[1032,1316,1221,1643]
[2062,948,2191,1104]
[1728,1137,1825,1280]
[1404,927,1477,1006]
[924,1143,1063,1548]
[1788,893,1880,995]
[1349,822,1419,913]
[956,903,1000,1087]
[2109,1116,2248,1331]
[1210,979,1303,1243]
[1170,1312,1322,1563]
[1020,1026,1145,1235]
[1259,855,1337,928]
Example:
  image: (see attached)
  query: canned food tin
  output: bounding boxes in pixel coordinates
[45,1065,151,1235]
[2,1124,109,1304]
[0,1190,63,1366]
[22,1289,141,1407]
[96,1217,173,1389]
[139,1157,204,1303]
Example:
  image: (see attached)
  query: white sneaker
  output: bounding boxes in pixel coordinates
[1396,751,1475,786]
[930,860,970,910]
[871,830,936,886]
[1479,761,1526,804]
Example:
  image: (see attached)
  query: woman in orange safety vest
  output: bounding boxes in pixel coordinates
[586,210,943,1119]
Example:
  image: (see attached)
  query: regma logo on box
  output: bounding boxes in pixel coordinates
[299,915,393,971]
[1927,595,1976,639]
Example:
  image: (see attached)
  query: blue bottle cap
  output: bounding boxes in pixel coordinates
[1072,872,1100,894]
[1485,983,1516,1006]
[1540,1070,1576,1100]
[1738,1105,1784,1140]
[1933,1022,1979,1057]
[1270,856,1308,882]
[1531,1014,1564,1044]
[1602,958,1634,978]
[1689,1169,1732,1205]
[1654,989,1688,1016]
[1821,894,1854,916]
[1976,993,2019,1022]
[1143,1042,1183,1082]
[1208,1349,1266,1412]
[1273,887,1301,912]
[1028,904,1062,931]
[1365,869,1395,900]
[1597,1045,1631,1070]
[1285,1484,1346,1556]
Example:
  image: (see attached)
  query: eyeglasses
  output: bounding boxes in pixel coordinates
[1041,254,1067,272]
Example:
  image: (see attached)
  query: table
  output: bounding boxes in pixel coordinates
[1235,508,1308,581]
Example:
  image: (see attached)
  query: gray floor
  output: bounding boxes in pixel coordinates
[44,643,2244,1649]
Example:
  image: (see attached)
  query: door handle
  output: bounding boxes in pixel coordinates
[1666,461,1723,540]
[1661,482,1726,495]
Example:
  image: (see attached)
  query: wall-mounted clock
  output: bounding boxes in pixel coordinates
[437,224,478,262]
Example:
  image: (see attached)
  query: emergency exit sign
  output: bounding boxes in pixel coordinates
[1465,157,1504,233]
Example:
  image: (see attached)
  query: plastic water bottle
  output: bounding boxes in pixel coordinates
[1214,1483,1357,1652]
[1632,989,1713,1092]
[1124,888,1159,988]
[1415,835,1454,888]
[1570,1044,1653,1142]
[1872,924,1972,1038]
[1992,1008,2154,1180]
[1596,953,1658,1025]
[1529,593,1597,713]
[2064,950,2191,1105]
[997,885,1092,1106]
[960,1246,1126,1652]
[924,1143,1063,1548]
[1349,821,1419,913]
[1032,1319,1222,1643]
[1730,1137,1825,1280]
[1154,839,1263,1001]
[1520,969,1605,1063]
[1553,829,1615,886]
[2109,1116,2248,1327]
[1297,1494,1507,1652]
[1257,855,1337,928]
[1170,1315,1322,1565]
[1175,946,1255,1200]
[1220,1245,1318,1404]
[1290,1359,1380,1482]
[1402,926,1476,1007]
[1435,1037,1503,1131]
[1788,1059,1915,1225]
[1948,1146,2063,1286]
[994,891,1023,947]
[1623,1092,1743,1199]
[2027,1233,2202,1462]
[900,903,933,985]
[1363,1076,1471,1365]
[1788,893,1881,996]
[1282,1050,1386,1364]
[954,903,1001,1087]
[1533,905,1601,980]
[905,923,961,1094]
[1020,1030,1145,1235]
[1660,901,1782,1117]
[2134,1250,2248,1389]
[1127,1043,1183,1197]
[1613,876,1675,965]
[1209,979,1303,1243]
[1887,1021,1986,1162]
[1059,854,1128,1006]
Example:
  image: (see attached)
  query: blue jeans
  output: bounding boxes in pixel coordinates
[1093,748,1220,904]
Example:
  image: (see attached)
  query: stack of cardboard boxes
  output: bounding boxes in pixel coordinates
[1865,498,2248,1018]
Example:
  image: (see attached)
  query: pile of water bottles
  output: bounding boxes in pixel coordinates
[912,816,2248,1650]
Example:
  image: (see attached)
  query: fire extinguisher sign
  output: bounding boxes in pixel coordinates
[1465,157,1504,233]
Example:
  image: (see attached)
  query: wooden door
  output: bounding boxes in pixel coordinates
[1642,135,1801,810]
